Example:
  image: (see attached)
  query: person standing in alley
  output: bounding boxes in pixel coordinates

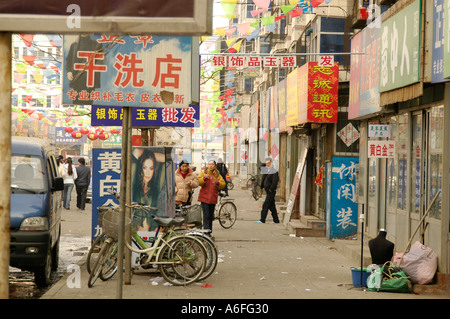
[216,158,229,196]
[63,157,77,210]
[75,157,90,211]
[197,159,226,235]
[258,157,280,224]
[175,159,199,205]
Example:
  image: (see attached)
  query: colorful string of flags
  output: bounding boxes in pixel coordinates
[200,0,334,131]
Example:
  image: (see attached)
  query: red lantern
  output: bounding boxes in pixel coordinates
[80,128,89,135]
[65,127,74,133]
[71,131,82,139]
[110,128,120,134]
[87,133,98,140]
[98,133,109,140]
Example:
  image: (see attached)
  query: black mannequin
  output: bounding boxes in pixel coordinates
[368,229,394,265]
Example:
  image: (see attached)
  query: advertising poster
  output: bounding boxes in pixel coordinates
[91,147,175,240]
[326,157,359,239]
[63,35,192,107]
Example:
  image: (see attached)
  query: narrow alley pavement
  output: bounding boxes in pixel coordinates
[41,177,448,302]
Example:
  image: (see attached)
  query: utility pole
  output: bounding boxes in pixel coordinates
[0,32,11,299]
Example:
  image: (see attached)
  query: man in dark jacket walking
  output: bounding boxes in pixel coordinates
[75,157,91,210]
[258,157,279,224]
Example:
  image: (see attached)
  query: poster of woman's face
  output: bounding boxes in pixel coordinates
[132,147,167,231]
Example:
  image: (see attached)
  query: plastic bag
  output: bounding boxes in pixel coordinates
[367,265,382,292]
[399,241,437,285]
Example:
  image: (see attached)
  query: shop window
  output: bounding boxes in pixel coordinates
[428,105,443,219]
[397,113,408,210]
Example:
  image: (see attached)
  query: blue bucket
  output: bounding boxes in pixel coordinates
[351,267,370,287]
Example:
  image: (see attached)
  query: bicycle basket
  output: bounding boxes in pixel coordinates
[97,206,114,227]
[181,204,202,225]
[102,210,131,241]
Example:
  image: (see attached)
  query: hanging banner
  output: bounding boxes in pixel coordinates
[91,104,200,127]
[326,157,359,239]
[211,55,296,68]
[63,35,192,107]
[298,62,339,124]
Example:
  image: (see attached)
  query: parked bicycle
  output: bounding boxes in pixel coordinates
[247,174,263,200]
[87,191,208,287]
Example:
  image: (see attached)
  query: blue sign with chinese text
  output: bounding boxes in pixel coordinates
[91,104,200,127]
[92,148,122,240]
[326,157,359,239]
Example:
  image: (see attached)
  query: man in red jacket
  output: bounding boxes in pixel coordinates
[197,160,226,235]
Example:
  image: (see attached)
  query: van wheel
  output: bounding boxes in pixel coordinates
[34,245,52,287]
[52,237,60,271]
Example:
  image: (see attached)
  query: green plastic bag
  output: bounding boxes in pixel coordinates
[380,265,411,293]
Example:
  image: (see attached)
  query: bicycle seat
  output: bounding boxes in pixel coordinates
[152,215,185,227]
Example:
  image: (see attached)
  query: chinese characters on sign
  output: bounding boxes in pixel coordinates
[368,140,396,158]
[297,61,339,124]
[326,157,359,239]
[368,124,390,137]
[379,0,421,92]
[91,149,122,239]
[91,105,199,127]
[63,35,192,107]
[211,55,296,68]
[55,127,86,144]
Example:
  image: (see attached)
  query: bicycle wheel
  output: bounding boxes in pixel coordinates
[227,182,234,190]
[218,201,237,229]
[87,233,118,281]
[88,239,114,288]
[252,184,262,200]
[186,232,218,281]
[157,235,206,286]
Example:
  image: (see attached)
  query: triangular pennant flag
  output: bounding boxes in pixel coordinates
[281,5,295,14]
[246,27,261,41]
[275,14,286,21]
[23,55,36,66]
[289,8,303,18]
[261,16,275,26]
[253,0,270,9]
[237,22,251,36]
[214,27,227,37]
[310,0,325,7]
[266,22,276,33]
[227,39,243,53]
[289,0,299,6]
[225,38,237,47]
[251,8,265,17]
[226,27,237,37]
[221,0,238,19]
[20,34,34,47]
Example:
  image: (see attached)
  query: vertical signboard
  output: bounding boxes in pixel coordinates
[278,79,287,132]
[286,68,298,127]
[432,0,448,82]
[379,0,422,92]
[326,157,359,239]
[349,29,363,120]
[444,0,450,78]
[63,35,192,107]
[297,62,339,124]
[92,148,122,240]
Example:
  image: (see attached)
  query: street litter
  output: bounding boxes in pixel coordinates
[202,283,213,288]
[259,276,266,280]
